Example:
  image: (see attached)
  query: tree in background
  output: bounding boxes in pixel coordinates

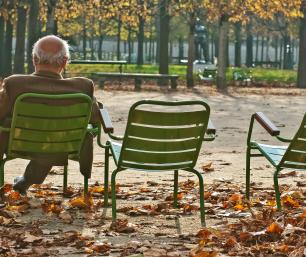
[298,1,306,88]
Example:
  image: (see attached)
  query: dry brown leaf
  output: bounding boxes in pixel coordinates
[91,243,111,253]
[225,236,237,248]
[69,195,93,209]
[266,222,284,235]
[239,232,252,242]
[202,162,214,172]
[2,184,13,193]
[59,211,73,224]
[282,195,300,208]
[110,219,136,233]
[90,186,104,194]
[42,202,63,214]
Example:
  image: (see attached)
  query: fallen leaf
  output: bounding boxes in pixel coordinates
[225,236,237,248]
[59,211,73,224]
[69,195,93,209]
[266,222,283,235]
[23,232,43,243]
[110,219,136,233]
[91,243,111,253]
[202,162,214,172]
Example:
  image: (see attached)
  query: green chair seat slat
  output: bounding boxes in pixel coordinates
[282,150,306,164]
[125,137,199,152]
[10,140,81,153]
[121,161,193,171]
[297,128,306,139]
[289,140,306,152]
[130,109,207,126]
[13,128,84,142]
[280,161,306,169]
[127,124,204,140]
[15,117,88,131]
[255,143,287,166]
[16,102,90,118]
[110,141,122,165]
[121,149,197,164]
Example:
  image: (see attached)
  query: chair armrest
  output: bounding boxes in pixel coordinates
[0,126,10,132]
[206,119,216,135]
[254,112,280,136]
[99,108,114,134]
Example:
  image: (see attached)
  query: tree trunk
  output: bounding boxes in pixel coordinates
[159,0,169,75]
[234,22,241,67]
[186,12,195,88]
[149,25,153,62]
[274,35,278,62]
[155,5,160,64]
[0,15,5,77]
[216,14,229,91]
[280,38,283,68]
[14,3,27,74]
[137,14,144,65]
[117,16,121,60]
[297,7,306,88]
[178,36,184,62]
[255,34,259,62]
[46,0,57,34]
[246,22,253,67]
[27,0,40,73]
[266,36,270,61]
[82,16,87,60]
[211,32,214,63]
[98,21,103,60]
[128,28,132,63]
[260,36,264,62]
[283,34,291,69]
[4,19,13,76]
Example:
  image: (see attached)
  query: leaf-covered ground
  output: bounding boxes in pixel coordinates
[1,175,305,257]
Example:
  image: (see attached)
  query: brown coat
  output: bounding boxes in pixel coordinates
[0,70,100,178]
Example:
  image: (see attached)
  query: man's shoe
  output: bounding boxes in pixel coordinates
[13,176,28,196]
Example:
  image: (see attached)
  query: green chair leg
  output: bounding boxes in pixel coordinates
[246,147,251,200]
[63,165,68,192]
[191,169,206,227]
[274,168,282,211]
[104,143,110,207]
[111,169,120,222]
[173,170,179,208]
[0,160,6,199]
[84,177,89,196]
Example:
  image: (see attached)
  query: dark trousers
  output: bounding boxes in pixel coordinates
[0,132,94,186]
[24,160,52,185]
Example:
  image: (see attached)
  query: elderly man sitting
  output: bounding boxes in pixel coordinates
[0,35,100,195]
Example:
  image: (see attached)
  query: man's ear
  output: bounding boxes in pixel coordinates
[61,56,68,70]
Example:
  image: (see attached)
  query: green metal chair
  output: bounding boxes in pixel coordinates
[0,93,94,195]
[246,112,306,211]
[100,100,216,226]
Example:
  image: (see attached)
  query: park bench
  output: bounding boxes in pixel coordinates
[69,60,128,73]
[94,72,179,90]
[253,61,281,68]
[232,70,252,86]
[199,67,217,81]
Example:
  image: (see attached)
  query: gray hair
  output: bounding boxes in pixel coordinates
[32,35,70,67]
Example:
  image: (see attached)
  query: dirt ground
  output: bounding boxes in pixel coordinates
[2,85,306,256]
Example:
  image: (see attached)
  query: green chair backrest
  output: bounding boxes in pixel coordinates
[279,113,306,169]
[7,93,92,159]
[118,100,210,171]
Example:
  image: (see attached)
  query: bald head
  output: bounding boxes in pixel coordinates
[32,35,70,71]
